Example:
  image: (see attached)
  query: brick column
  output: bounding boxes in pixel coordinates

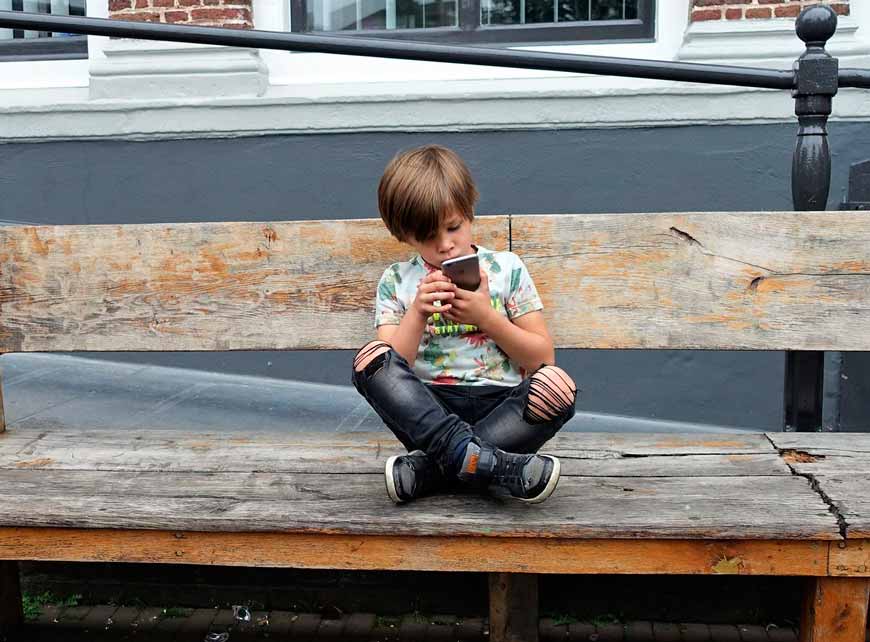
[91,0,266,99]
[108,0,253,28]
[691,1,849,23]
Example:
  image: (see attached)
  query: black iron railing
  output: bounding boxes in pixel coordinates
[0,3,866,432]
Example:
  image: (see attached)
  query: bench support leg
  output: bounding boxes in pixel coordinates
[488,572,538,642]
[0,373,6,433]
[0,561,22,642]
[799,576,870,642]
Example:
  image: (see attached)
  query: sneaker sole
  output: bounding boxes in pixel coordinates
[519,455,560,504]
[385,455,403,504]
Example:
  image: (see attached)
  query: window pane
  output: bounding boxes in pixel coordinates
[307,0,455,30]
[0,0,85,41]
[484,0,632,26]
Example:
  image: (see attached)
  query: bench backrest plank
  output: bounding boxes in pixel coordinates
[1,212,868,352]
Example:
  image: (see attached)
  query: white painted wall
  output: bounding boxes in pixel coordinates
[0,0,868,140]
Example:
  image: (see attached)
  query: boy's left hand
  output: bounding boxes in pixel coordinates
[442,269,496,329]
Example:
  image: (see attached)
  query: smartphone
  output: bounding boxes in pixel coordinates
[441,253,480,291]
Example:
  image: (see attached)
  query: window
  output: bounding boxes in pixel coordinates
[0,0,87,61]
[290,0,653,45]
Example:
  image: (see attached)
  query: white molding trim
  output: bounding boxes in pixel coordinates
[677,16,870,68]
[1,78,869,142]
[89,38,269,99]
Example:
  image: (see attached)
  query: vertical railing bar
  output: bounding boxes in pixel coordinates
[786,4,839,433]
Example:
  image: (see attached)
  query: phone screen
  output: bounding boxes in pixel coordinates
[442,254,480,291]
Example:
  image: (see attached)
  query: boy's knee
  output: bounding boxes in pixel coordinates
[524,365,578,424]
[354,341,392,373]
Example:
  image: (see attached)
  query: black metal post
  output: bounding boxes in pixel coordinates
[785,4,839,432]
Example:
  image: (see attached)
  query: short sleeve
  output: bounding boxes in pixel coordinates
[375,264,405,328]
[505,255,544,319]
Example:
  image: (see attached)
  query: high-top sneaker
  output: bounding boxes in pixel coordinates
[385,450,448,504]
[457,440,560,504]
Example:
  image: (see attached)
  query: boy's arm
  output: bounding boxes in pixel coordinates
[377,312,427,365]
[479,310,555,373]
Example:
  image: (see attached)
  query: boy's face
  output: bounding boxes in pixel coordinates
[406,211,474,269]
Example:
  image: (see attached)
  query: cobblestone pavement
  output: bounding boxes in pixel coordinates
[18,605,824,641]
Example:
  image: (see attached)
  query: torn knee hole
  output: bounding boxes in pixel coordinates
[354,342,391,374]
[524,369,577,424]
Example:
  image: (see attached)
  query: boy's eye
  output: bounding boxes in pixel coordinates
[448,225,460,231]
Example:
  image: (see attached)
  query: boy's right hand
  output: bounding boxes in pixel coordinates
[411,270,457,320]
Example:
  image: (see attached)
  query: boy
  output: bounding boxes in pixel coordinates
[352,145,577,505]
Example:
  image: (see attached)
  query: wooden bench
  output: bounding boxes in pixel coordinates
[0,212,869,642]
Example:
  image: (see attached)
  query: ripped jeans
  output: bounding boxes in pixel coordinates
[351,343,577,477]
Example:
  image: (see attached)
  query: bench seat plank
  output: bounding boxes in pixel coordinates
[0,469,839,539]
[0,427,792,477]
[765,434,870,539]
[0,528,830,575]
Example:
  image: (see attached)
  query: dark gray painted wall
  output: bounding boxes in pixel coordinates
[1,122,867,431]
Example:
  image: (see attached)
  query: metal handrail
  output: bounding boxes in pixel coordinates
[0,10,800,89]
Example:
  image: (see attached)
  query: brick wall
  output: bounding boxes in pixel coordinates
[691,0,849,22]
[108,0,253,28]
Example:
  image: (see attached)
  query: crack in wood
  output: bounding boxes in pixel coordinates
[766,435,848,540]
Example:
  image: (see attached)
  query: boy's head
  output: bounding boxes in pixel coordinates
[378,145,479,248]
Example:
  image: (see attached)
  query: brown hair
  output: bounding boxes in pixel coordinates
[377,145,479,243]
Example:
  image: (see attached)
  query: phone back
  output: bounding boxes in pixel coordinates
[442,254,480,291]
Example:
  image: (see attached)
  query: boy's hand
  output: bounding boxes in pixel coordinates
[411,270,457,321]
[442,270,496,329]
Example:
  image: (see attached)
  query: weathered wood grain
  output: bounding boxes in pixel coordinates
[0,528,830,575]
[2,212,869,351]
[763,435,870,540]
[0,470,839,539]
[804,476,870,539]
[768,433,870,454]
[489,573,538,642]
[0,218,508,352]
[512,212,870,350]
[830,540,870,577]
[0,426,790,477]
[799,576,870,642]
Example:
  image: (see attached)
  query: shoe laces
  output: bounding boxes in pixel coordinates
[493,452,534,490]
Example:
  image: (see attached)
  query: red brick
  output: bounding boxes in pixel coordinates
[745,7,773,18]
[164,10,189,21]
[108,0,132,10]
[691,8,722,21]
[152,0,174,7]
[190,6,250,20]
[758,0,786,4]
[178,0,201,7]
[693,0,724,6]
[725,7,742,18]
[723,0,751,4]
[830,3,850,16]
[775,4,801,17]
[119,11,162,21]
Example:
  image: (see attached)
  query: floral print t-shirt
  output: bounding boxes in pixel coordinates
[375,245,544,387]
